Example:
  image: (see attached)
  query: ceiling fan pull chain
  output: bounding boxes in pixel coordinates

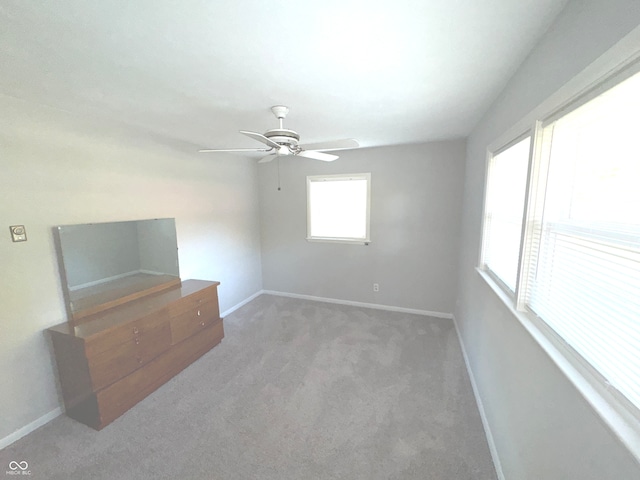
[277,157,282,191]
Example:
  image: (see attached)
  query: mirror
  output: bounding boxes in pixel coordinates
[54,218,180,324]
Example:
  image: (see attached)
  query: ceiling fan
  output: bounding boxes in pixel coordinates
[199,106,359,163]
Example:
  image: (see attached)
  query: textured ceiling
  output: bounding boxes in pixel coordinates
[0,0,569,155]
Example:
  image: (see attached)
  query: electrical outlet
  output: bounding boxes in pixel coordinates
[373,283,379,292]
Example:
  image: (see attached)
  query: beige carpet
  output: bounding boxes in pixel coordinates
[1,294,496,479]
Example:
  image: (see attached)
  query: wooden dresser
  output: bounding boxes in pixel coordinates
[48,279,223,430]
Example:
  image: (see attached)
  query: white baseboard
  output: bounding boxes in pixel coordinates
[452,315,505,480]
[262,290,453,319]
[220,290,264,318]
[0,406,63,451]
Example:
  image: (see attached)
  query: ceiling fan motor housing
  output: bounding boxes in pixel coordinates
[264,129,300,149]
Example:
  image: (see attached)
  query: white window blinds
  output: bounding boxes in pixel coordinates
[522,70,640,411]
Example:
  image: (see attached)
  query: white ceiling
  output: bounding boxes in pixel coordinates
[0,0,569,154]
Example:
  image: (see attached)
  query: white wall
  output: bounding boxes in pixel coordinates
[455,0,640,478]
[0,95,263,442]
[259,141,465,315]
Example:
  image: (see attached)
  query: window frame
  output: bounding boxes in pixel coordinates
[479,131,533,298]
[306,172,371,245]
[477,51,640,460]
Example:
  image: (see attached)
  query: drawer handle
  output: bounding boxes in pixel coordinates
[133,327,139,334]
[200,321,205,326]
[137,357,143,364]
[134,338,140,345]
[197,310,201,316]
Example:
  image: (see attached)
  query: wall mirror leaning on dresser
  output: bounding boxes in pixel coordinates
[48,218,224,430]
[54,218,181,325]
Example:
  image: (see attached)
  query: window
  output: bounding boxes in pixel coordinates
[481,136,531,292]
[307,173,371,243]
[480,66,640,420]
[524,69,640,412]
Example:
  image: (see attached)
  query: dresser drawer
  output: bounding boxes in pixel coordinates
[170,300,220,345]
[95,320,224,427]
[88,320,171,390]
[85,309,170,357]
[168,284,219,317]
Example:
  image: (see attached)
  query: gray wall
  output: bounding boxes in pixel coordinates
[259,141,465,315]
[455,0,640,478]
[0,95,263,441]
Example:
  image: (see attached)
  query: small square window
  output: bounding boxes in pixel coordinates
[307,173,371,244]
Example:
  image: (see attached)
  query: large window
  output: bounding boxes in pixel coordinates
[307,173,371,243]
[481,67,640,419]
[481,136,531,292]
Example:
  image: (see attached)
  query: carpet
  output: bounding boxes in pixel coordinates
[0,294,496,479]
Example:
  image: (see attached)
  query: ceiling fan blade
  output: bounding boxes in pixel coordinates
[258,155,276,164]
[199,148,271,153]
[297,150,339,162]
[297,138,359,152]
[240,130,281,149]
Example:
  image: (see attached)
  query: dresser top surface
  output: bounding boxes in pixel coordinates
[49,279,220,339]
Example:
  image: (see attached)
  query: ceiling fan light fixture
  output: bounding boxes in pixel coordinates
[277,145,291,155]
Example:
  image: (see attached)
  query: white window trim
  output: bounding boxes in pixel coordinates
[306,173,371,245]
[306,237,372,245]
[478,130,533,297]
[476,268,640,459]
[477,25,640,462]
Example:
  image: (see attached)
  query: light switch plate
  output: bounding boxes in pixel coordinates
[10,225,27,242]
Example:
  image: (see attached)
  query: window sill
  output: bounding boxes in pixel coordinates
[306,237,370,245]
[475,267,640,464]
